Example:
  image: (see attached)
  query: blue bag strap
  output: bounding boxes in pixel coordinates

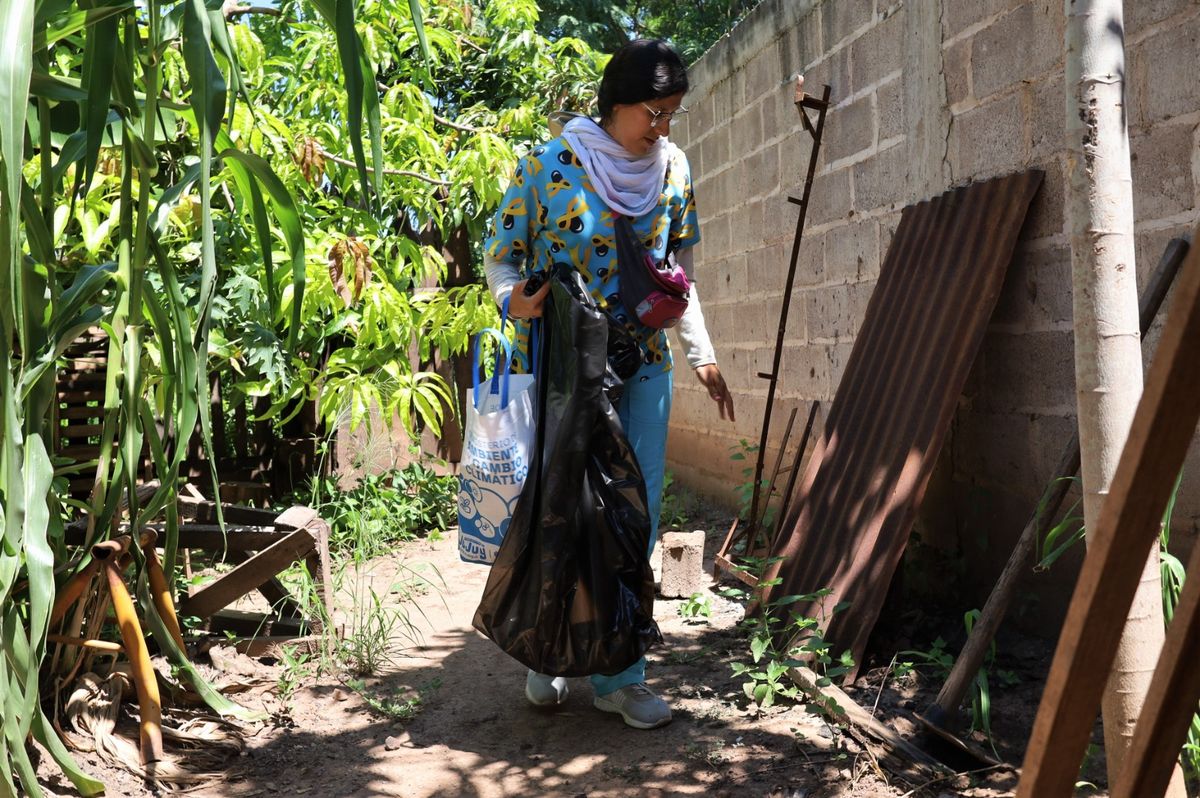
[500,290,540,377]
[472,327,514,410]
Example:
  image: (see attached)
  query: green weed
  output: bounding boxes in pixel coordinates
[678,592,712,622]
[347,677,442,722]
[723,557,854,713]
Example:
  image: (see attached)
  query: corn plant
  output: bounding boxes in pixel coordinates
[1,0,603,791]
[0,0,417,792]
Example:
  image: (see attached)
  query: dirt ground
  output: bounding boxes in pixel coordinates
[39,503,1110,798]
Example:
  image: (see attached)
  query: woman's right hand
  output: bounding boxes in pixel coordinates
[508,278,550,318]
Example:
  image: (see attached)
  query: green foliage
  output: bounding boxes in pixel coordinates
[727,438,776,547]
[293,462,457,561]
[537,0,762,63]
[1157,470,1200,780]
[276,643,314,710]
[1034,467,1200,778]
[894,613,1017,750]
[3,0,605,789]
[659,469,689,530]
[724,559,854,713]
[347,677,442,722]
[678,591,712,622]
[1035,476,1085,571]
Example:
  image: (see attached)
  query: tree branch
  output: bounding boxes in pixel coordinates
[433,113,482,134]
[315,145,450,186]
[222,0,282,17]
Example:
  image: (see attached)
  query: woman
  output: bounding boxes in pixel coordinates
[483,39,734,730]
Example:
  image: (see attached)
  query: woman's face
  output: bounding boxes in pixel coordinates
[605,92,686,156]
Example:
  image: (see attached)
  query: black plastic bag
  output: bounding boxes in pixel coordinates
[472,264,662,677]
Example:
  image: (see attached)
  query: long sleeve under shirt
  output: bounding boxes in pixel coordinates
[483,246,718,370]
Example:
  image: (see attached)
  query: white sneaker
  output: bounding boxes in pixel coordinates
[525,670,569,707]
[593,683,672,729]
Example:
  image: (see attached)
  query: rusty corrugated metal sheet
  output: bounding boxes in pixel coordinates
[763,170,1044,679]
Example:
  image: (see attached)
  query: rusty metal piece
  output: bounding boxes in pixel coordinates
[716,85,832,583]
[769,400,821,554]
[761,171,1044,679]
[752,406,798,534]
[746,83,833,547]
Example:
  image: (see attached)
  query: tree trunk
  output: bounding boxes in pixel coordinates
[1064,2,1185,791]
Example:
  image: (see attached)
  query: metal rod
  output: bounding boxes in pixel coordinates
[749,406,798,545]
[771,400,821,553]
[747,83,832,544]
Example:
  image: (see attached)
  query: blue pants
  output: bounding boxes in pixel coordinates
[590,363,673,697]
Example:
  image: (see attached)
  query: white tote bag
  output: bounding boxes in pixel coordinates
[457,321,536,564]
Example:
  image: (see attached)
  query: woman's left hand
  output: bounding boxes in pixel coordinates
[695,364,735,422]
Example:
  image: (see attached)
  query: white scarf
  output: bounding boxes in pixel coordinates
[561,116,673,217]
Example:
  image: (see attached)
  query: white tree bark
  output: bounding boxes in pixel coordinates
[1064,1,1185,791]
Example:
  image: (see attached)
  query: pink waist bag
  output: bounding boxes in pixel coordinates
[614,215,690,329]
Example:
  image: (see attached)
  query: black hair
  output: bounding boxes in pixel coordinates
[597,39,689,124]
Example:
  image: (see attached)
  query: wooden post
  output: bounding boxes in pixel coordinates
[1016,222,1200,796]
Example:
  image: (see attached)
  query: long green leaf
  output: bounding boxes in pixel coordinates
[76,12,121,196]
[33,2,134,50]
[358,46,383,201]
[206,5,250,120]
[135,558,265,720]
[31,709,104,796]
[406,0,432,69]
[219,145,306,350]
[334,0,371,205]
[1,0,35,310]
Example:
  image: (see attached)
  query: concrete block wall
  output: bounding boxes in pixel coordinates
[668,0,1200,624]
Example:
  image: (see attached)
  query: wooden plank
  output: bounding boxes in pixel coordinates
[714,553,759,588]
[58,423,103,438]
[179,528,317,619]
[788,666,948,781]
[1016,221,1200,797]
[57,405,105,419]
[1112,532,1200,797]
[1108,523,1200,796]
[206,609,307,637]
[226,550,304,619]
[234,635,322,659]
[304,517,334,626]
[61,522,286,551]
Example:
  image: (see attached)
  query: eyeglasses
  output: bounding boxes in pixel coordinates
[641,102,689,126]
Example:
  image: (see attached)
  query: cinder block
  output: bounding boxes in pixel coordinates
[824,93,875,163]
[948,93,1023,181]
[805,168,852,226]
[1131,122,1196,221]
[1132,17,1200,125]
[1023,72,1065,165]
[823,219,879,285]
[943,38,972,108]
[852,142,908,212]
[970,2,1062,100]
[877,78,905,142]
[660,531,708,598]
[821,0,873,50]
[942,0,1022,40]
[850,8,905,92]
